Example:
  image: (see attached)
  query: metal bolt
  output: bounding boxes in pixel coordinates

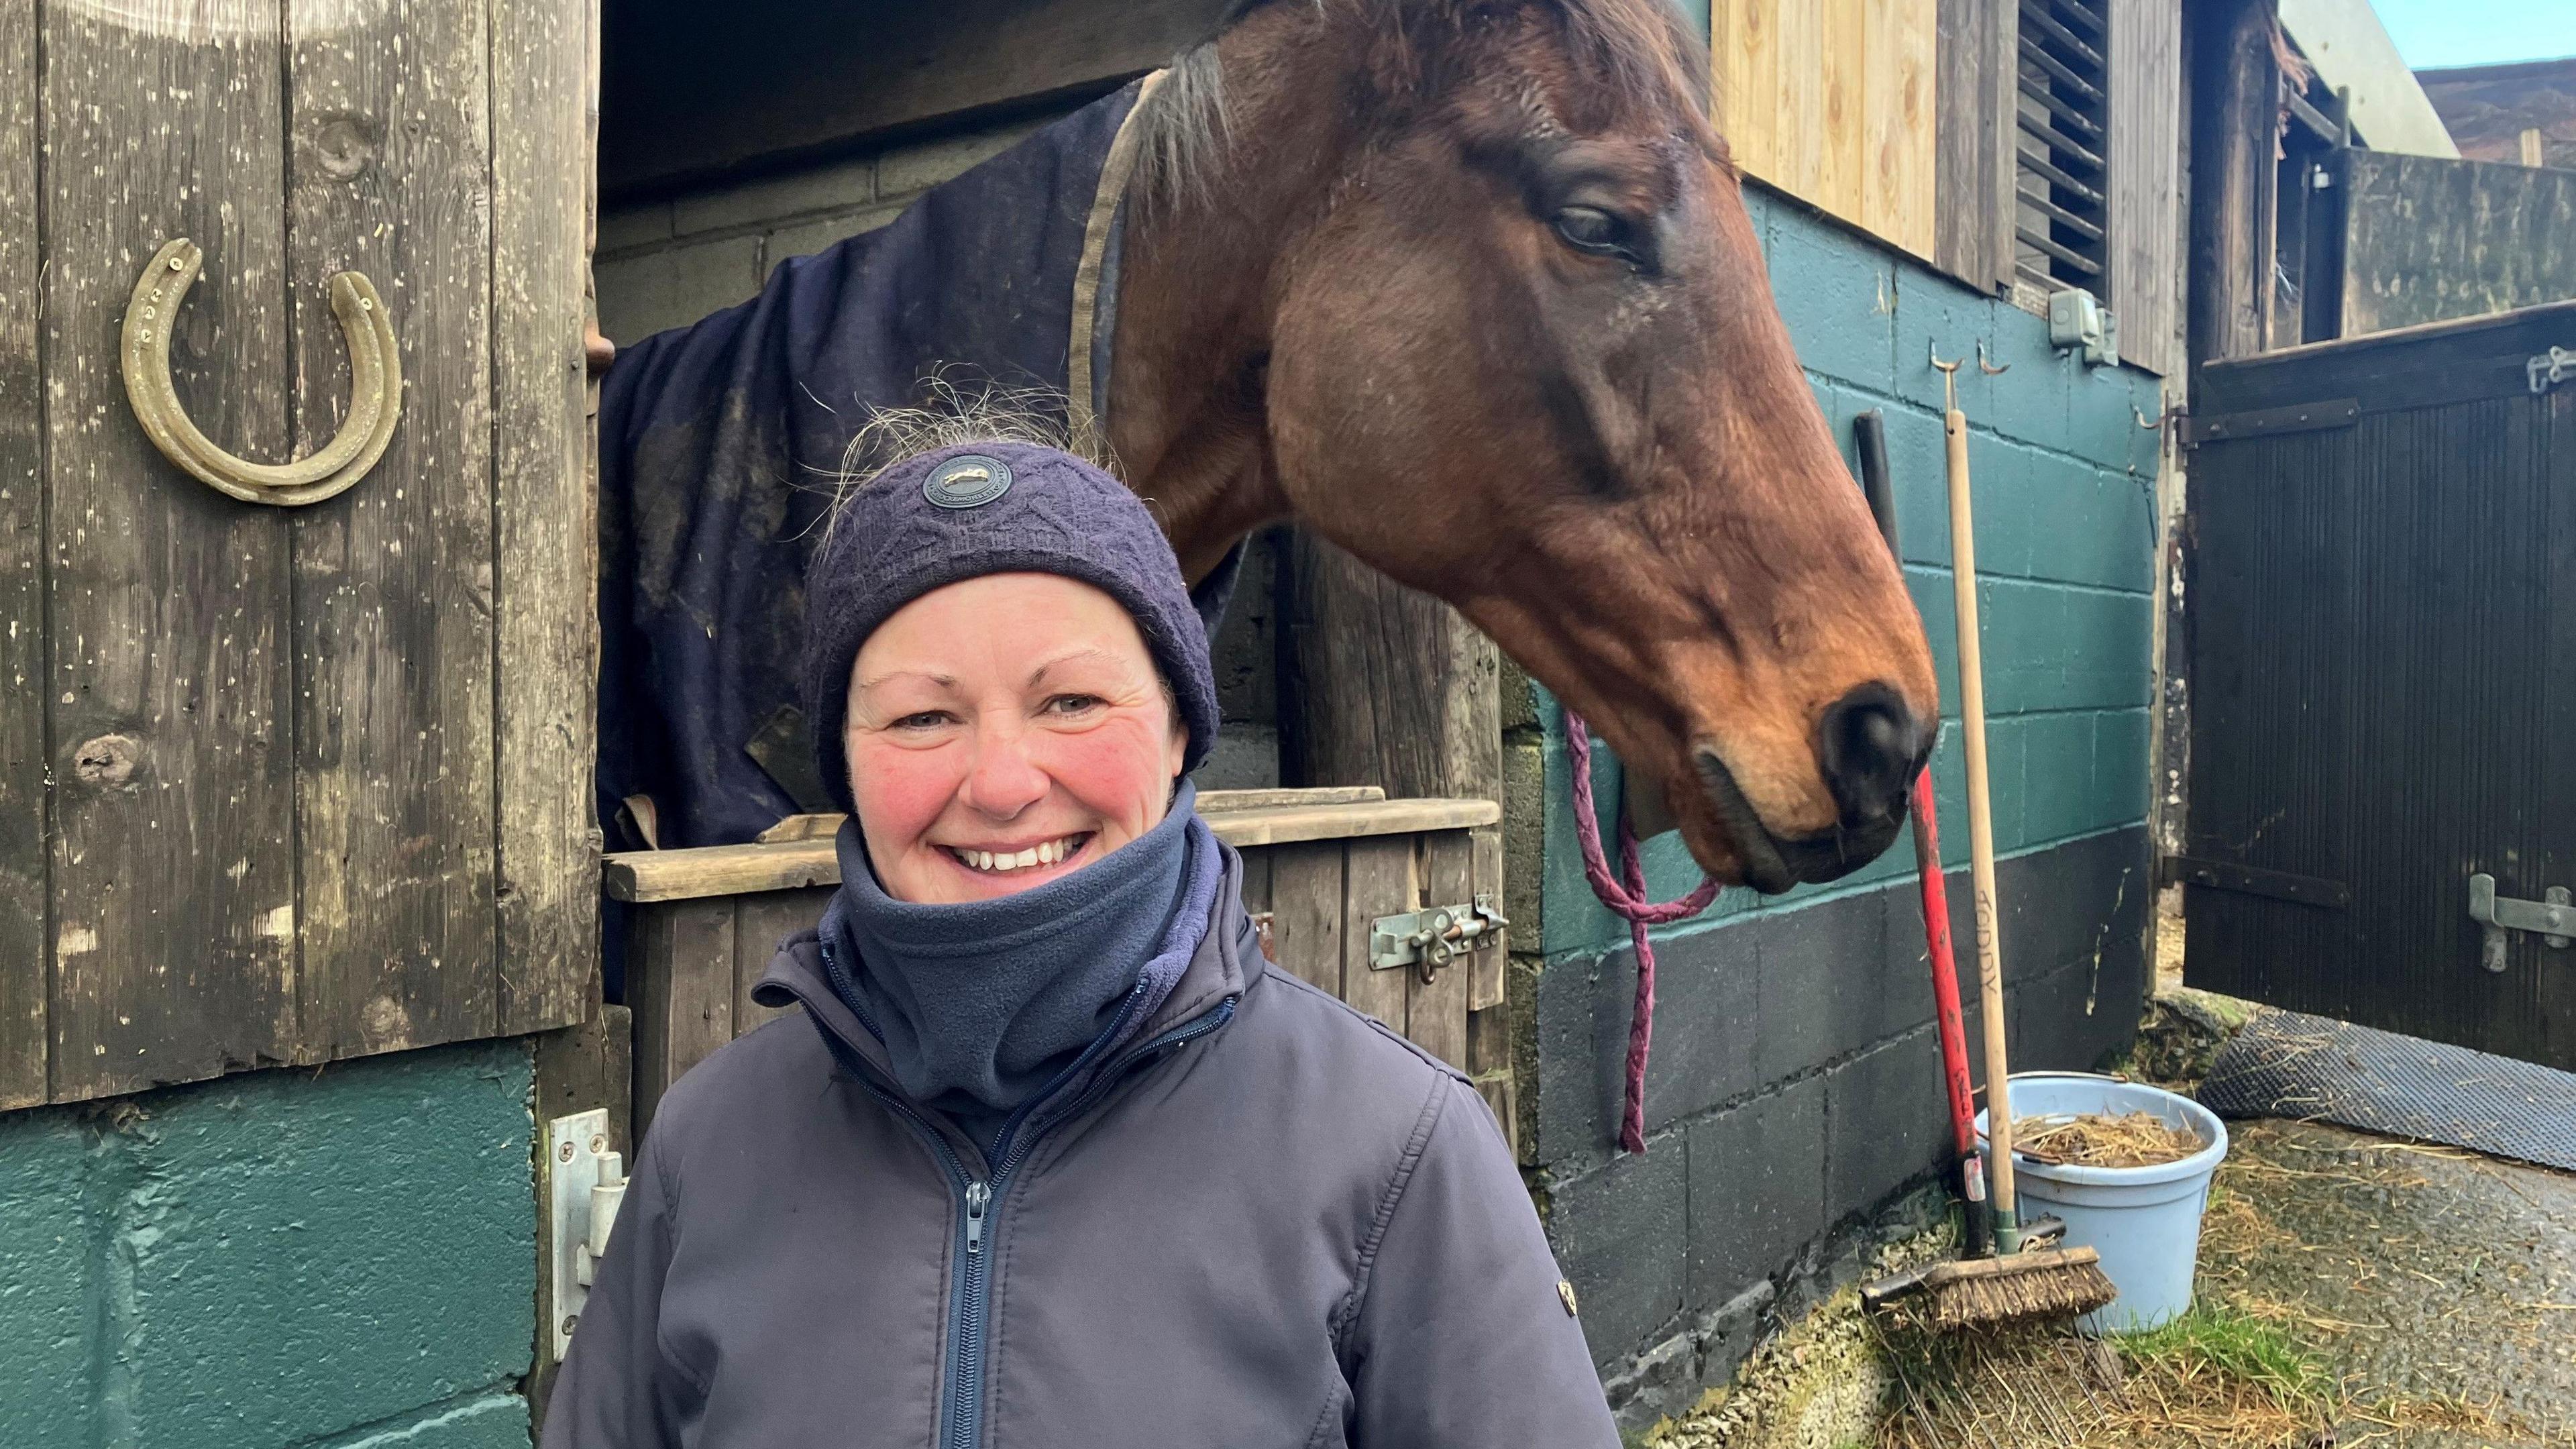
[557,1141,576,1163]
[589,1134,608,1156]
[561,1315,579,1336]
[168,256,184,270]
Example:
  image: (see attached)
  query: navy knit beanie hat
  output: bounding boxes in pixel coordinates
[802,441,1220,816]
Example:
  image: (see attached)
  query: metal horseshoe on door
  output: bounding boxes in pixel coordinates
[119,237,401,507]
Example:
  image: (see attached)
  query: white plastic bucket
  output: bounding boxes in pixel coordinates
[1974,1072,2229,1334]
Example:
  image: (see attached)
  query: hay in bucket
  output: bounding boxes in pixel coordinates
[2012,1110,2204,1169]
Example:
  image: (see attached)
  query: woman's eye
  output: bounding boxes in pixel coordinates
[892,710,953,731]
[1552,205,1629,257]
[1044,694,1104,716]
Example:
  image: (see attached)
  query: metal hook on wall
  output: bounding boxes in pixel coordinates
[120,237,401,507]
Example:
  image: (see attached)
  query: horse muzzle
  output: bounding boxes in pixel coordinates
[1693,682,1932,894]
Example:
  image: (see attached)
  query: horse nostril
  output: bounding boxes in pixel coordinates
[1817,683,1925,828]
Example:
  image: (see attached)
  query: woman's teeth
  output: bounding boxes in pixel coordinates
[951,836,1083,873]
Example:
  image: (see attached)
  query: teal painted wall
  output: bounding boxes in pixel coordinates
[0,1042,537,1449]
[1538,188,2163,959]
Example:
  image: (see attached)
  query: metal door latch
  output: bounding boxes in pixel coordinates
[2467,873,2572,973]
[1370,896,1507,981]
[2529,347,2576,396]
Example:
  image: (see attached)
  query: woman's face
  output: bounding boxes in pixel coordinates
[844,572,1190,904]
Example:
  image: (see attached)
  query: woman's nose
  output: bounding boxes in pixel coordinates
[959,725,1050,819]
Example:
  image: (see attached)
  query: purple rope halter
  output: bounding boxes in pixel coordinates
[1562,709,1721,1154]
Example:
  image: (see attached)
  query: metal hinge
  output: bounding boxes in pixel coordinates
[2468,873,2573,973]
[1369,896,1507,981]
[2530,347,2576,396]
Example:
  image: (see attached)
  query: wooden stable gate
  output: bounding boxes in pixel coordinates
[607,788,1504,1136]
[2178,301,2576,1069]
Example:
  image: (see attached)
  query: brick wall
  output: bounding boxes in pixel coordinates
[0,1043,537,1449]
[1515,187,2164,1435]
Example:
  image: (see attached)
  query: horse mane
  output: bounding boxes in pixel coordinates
[1133,0,1712,211]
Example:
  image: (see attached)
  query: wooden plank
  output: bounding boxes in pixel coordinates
[2108,0,2182,376]
[629,901,735,1142]
[1468,827,1508,1011]
[1817,0,1866,225]
[601,797,1501,902]
[0,0,42,1109]
[599,0,1224,200]
[1264,841,1344,996]
[44,0,299,1100]
[1339,837,1416,1034]
[1201,786,1385,812]
[1407,833,1473,1071]
[287,0,499,1058]
[1866,0,1940,260]
[1234,843,1275,961]
[2185,0,2277,368]
[732,887,828,1034]
[492,0,602,1035]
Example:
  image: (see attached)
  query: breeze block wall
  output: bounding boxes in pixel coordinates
[0,1042,537,1449]
[1515,187,2163,1436]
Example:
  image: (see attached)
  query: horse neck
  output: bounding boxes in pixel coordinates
[1108,15,1366,581]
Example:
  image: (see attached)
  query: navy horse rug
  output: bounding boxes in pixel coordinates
[597,74,1220,851]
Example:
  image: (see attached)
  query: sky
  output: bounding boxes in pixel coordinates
[2371,0,2576,70]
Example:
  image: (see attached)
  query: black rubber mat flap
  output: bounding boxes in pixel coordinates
[2197,1008,2576,1173]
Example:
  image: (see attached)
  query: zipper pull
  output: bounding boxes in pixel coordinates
[964,1181,989,1254]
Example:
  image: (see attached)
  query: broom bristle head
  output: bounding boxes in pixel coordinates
[1921,1257,2117,1332]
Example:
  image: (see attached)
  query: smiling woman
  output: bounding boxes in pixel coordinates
[544,430,1625,1448]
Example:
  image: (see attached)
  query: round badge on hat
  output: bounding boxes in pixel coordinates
[923,453,1014,510]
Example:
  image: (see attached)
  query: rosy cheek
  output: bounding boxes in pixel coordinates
[1029,718,1174,825]
[845,738,963,852]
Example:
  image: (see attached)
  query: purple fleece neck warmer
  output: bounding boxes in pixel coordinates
[818,781,1224,1157]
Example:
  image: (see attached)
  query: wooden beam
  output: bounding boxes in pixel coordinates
[602,797,1502,902]
[0,0,40,1109]
[492,0,604,1036]
[2188,0,2279,371]
[1935,0,2017,294]
[599,0,1228,201]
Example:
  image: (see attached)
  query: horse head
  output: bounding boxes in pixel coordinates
[1111,0,1941,892]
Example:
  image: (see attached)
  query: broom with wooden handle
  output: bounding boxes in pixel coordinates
[1860,368,2115,1332]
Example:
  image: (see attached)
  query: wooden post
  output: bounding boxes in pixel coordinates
[1277,532,1509,1126]
[2188,0,2280,372]
[2522,129,2548,169]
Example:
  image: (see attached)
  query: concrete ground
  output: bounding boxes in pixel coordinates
[1643,911,2576,1448]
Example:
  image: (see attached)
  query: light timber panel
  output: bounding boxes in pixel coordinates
[610,795,1497,1134]
[1933,0,2017,294]
[1711,0,1939,261]
[12,0,596,1105]
[2106,0,2182,377]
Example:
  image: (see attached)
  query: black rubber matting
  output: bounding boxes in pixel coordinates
[2196,1008,2576,1173]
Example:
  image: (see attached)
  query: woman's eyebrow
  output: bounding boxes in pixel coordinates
[1026,648,1126,688]
[853,669,959,696]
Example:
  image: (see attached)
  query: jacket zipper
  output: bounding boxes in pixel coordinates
[813,939,1237,1449]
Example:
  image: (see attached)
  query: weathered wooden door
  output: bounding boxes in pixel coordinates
[0,0,597,1107]
[2178,301,2576,1069]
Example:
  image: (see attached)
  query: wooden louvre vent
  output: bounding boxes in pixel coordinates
[2015,0,2114,297]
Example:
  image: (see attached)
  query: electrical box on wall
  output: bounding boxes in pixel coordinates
[2048,288,2121,368]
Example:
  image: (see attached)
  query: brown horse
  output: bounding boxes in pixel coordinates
[1108,0,1939,890]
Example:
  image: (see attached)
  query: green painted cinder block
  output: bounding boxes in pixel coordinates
[2093,709,2153,833]
[333,1393,531,1449]
[1889,266,1997,418]
[1767,203,1895,394]
[0,1041,537,1449]
[0,1112,99,1449]
[2018,461,2155,595]
[1977,307,2074,455]
[2068,365,2153,476]
[2020,711,2099,846]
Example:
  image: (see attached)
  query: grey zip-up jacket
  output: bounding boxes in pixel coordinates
[544,853,1619,1448]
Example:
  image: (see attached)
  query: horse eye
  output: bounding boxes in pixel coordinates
[1552,205,1627,257]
